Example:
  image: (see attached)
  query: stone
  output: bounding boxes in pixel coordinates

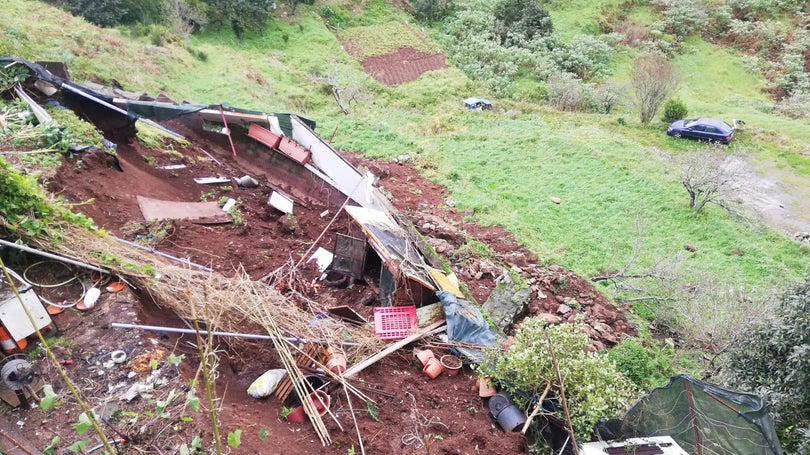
[550,196,562,204]
[684,243,698,252]
[482,273,532,332]
[536,313,562,324]
[557,304,572,315]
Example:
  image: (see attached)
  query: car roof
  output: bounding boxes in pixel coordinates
[688,117,733,130]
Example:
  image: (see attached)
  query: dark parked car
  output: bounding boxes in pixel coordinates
[666,117,737,144]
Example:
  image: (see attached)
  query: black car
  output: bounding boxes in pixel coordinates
[666,117,736,144]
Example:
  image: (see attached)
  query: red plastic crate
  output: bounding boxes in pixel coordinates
[373,306,417,340]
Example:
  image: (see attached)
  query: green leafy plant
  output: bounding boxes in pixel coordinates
[662,97,688,123]
[366,400,382,423]
[608,338,675,389]
[40,384,60,411]
[279,406,295,420]
[227,429,242,448]
[179,435,204,455]
[477,318,639,441]
[42,436,60,455]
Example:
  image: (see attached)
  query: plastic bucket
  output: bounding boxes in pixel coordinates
[494,404,526,432]
[488,391,513,418]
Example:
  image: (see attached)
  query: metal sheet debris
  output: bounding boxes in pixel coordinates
[268,191,294,214]
[307,247,334,272]
[136,195,231,224]
[193,177,230,184]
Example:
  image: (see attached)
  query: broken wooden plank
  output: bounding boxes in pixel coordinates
[343,320,446,379]
[416,302,445,327]
[274,343,320,403]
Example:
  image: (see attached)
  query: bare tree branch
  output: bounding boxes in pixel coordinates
[631,54,679,124]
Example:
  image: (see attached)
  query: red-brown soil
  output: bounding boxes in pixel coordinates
[1,100,632,455]
[360,48,447,86]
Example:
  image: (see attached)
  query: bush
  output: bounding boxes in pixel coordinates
[477,318,639,442]
[493,0,553,45]
[550,34,614,80]
[774,91,810,119]
[662,97,688,122]
[608,338,675,389]
[719,278,810,453]
[655,0,708,38]
[413,0,453,25]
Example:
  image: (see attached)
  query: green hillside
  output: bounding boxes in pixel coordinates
[2,0,808,304]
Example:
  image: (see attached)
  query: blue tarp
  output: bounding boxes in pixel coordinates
[436,290,498,347]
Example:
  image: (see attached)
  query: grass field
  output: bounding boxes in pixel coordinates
[2,0,808,298]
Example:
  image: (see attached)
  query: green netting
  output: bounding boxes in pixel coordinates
[619,375,782,455]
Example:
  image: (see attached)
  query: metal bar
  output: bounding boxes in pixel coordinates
[0,238,109,274]
[110,322,357,346]
[111,236,212,272]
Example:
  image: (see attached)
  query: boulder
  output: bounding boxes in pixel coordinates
[482,273,532,332]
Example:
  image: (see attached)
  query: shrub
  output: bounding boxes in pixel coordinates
[661,97,688,123]
[774,91,810,119]
[608,338,675,389]
[477,319,639,442]
[550,34,614,80]
[655,0,708,38]
[546,73,586,111]
[493,0,553,46]
[632,54,679,124]
[413,0,453,25]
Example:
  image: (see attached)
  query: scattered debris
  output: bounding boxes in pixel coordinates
[193,176,231,184]
[269,190,295,214]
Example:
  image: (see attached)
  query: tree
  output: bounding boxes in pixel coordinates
[493,0,553,46]
[61,0,127,27]
[164,0,209,39]
[59,0,162,27]
[675,144,743,211]
[631,54,678,125]
[203,0,274,39]
[720,278,810,453]
[283,0,315,15]
[413,0,453,25]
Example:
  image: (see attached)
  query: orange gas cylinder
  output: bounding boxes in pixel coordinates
[0,325,27,354]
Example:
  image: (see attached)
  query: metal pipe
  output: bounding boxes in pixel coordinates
[110,322,357,346]
[111,236,212,272]
[0,238,109,274]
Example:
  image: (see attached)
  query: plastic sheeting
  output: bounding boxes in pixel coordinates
[616,374,783,455]
[436,290,498,347]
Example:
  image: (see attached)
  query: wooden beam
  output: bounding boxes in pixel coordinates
[343,320,446,379]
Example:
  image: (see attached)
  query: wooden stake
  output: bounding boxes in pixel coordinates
[547,334,579,455]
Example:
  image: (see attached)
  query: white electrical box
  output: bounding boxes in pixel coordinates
[581,436,688,455]
[0,275,52,342]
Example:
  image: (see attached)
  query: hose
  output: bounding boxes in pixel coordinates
[23,260,77,288]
